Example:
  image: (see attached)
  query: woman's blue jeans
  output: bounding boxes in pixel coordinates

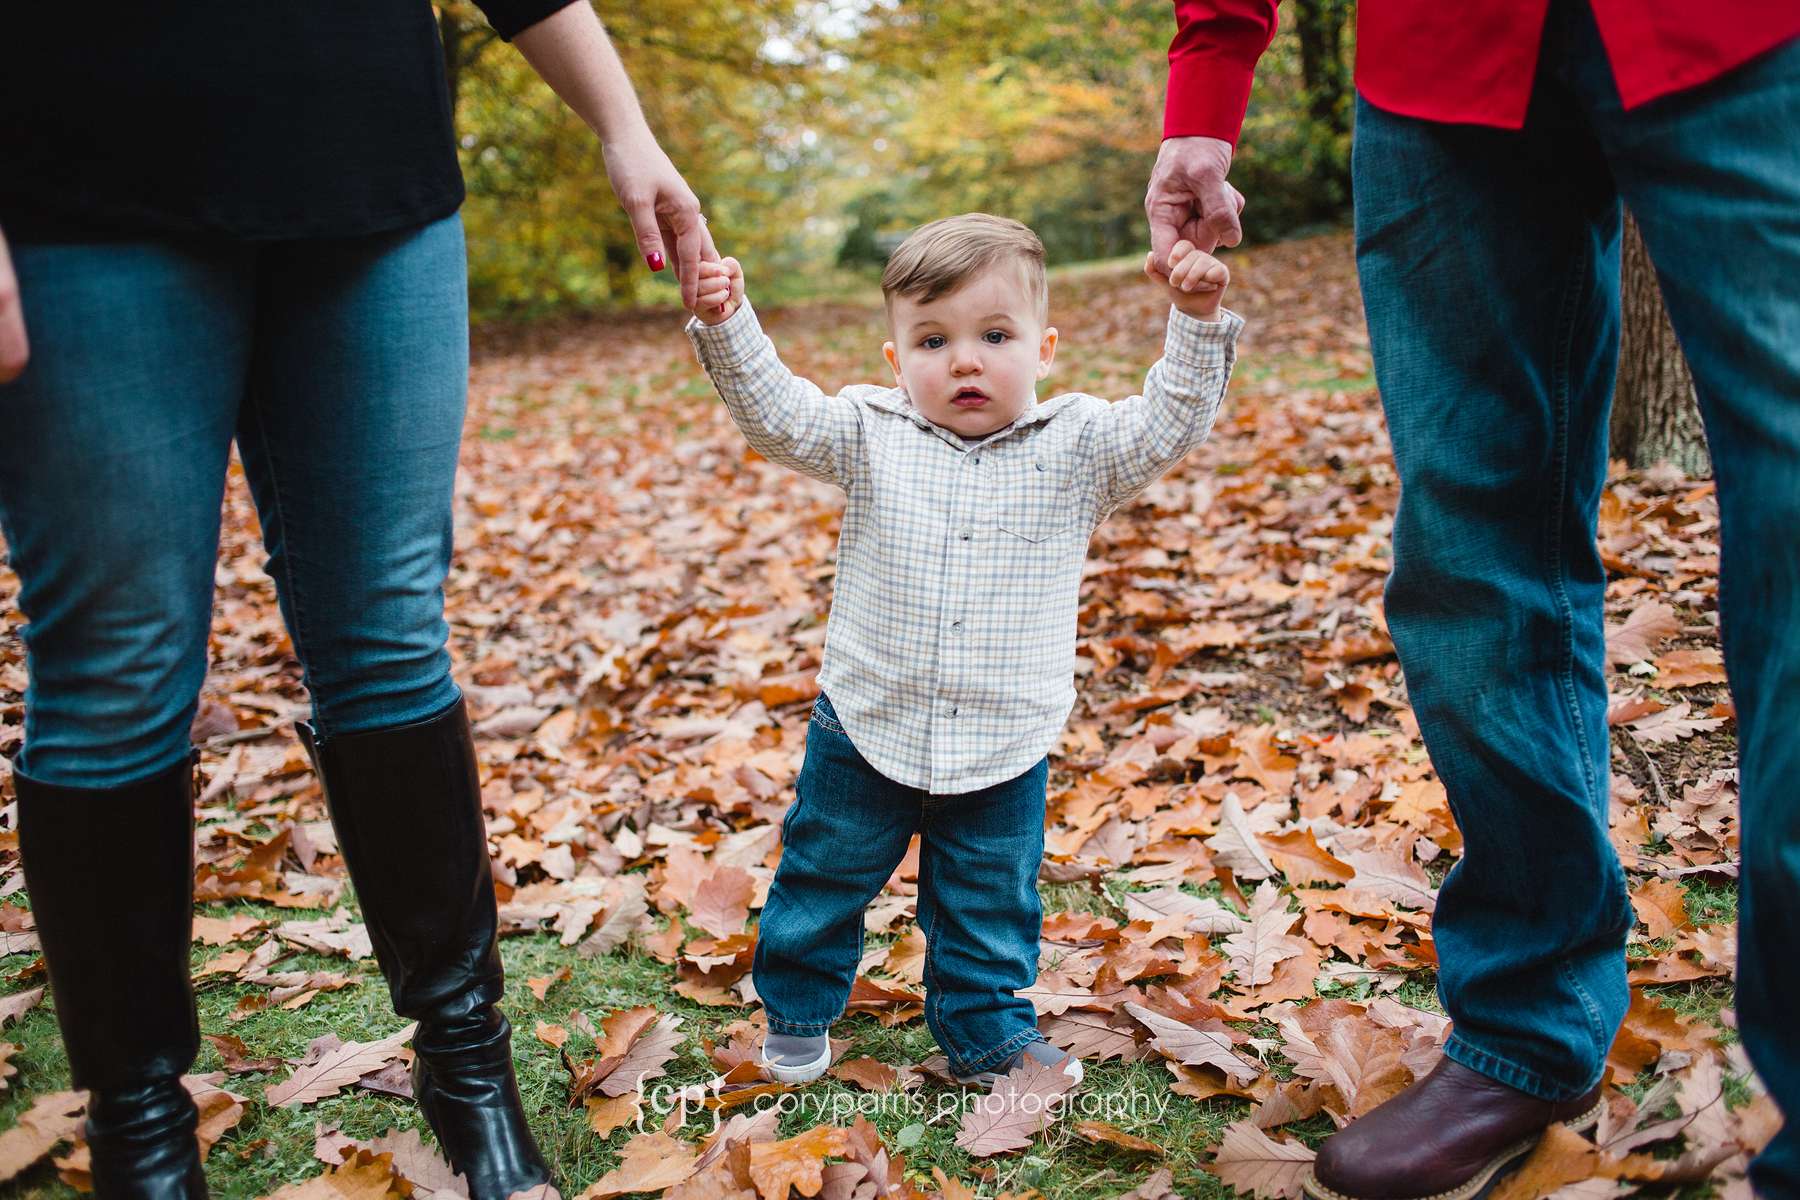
[0,216,470,788]
[1354,4,1799,1190]
[752,694,1049,1078]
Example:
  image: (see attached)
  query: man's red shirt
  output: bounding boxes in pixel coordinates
[1165,0,1800,143]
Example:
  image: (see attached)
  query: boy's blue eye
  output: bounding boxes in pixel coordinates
[922,335,946,350]
[984,330,1009,344]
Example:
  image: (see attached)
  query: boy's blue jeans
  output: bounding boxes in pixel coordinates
[0,216,470,788]
[1354,4,1799,1190]
[753,693,1048,1078]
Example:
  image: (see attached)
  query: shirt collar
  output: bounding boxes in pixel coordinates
[864,388,1084,450]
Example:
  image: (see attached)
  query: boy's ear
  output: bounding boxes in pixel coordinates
[1036,327,1059,379]
[883,341,904,386]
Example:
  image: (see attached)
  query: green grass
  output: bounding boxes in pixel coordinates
[0,884,1275,1199]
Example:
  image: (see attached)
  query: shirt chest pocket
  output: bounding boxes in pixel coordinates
[995,455,1082,543]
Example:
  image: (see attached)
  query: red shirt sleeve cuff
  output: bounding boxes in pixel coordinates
[1163,51,1257,144]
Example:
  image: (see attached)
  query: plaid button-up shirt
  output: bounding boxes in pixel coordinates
[688,299,1242,794]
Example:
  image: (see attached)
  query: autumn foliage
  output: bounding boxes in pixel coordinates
[0,234,1757,1197]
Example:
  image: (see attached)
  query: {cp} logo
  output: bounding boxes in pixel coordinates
[635,1073,728,1136]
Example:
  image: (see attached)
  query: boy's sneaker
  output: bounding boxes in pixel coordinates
[952,1041,1084,1088]
[758,1032,832,1084]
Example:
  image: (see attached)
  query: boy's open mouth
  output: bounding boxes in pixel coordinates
[951,387,989,407]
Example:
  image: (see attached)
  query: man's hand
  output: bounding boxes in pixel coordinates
[1145,136,1244,273]
[1145,239,1229,321]
[603,133,718,311]
[0,226,28,383]
[690,256,744,326]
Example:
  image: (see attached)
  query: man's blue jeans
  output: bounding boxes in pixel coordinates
[1354,4,1799,1190]
[0,216,470,788]
[753,693,1049,1078]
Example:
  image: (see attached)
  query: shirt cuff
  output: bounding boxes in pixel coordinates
[685,298,766,370]
[1164,305,1244,367]
[1164,52,1257,143]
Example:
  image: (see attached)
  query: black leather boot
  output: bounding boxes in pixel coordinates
[299,699,552,1200]
[15,757,207,1199]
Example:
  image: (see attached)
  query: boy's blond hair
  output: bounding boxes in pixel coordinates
[881,213,1048,323]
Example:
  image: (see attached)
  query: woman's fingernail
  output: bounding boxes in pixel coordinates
[647,252,666,272]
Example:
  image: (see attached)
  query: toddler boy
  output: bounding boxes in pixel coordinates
[684,213,1240,1085]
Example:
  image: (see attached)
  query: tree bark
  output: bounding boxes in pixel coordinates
[1612,212,1710,476]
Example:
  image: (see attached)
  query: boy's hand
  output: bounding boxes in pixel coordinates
[691,256,745,326]
[1144,240,1229,320]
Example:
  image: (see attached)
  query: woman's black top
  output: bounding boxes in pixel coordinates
[0,0,573,243]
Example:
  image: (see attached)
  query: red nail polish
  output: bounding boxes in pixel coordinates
[646,252,665,272]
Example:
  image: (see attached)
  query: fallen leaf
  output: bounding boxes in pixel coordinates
[1073,1121,1164,1155]
[265,1148,412,1199]
[1205,793,1277,880]
[1260,829,1355,886]
[748,1124,852,1198]
[1628,878,1692,941]
[690,866,757,939]
[599,1013,685,1098]
[578,1131,699,1199]
[954,1055,1077,1158]
[265,1024,417,1108]
[1123,1003,1260,1085]
[527,967,573,1001]
[1209,1120,1315,1199]
[1605,602,1678,666]
[1625,701,1725,745]
[1653,647,1726,688]
[0,1090,85,1184]
[1488,1123,1601,1200]
[0,987,45,1027]
[586,1094,643,1138]
[832,1057,899,1092]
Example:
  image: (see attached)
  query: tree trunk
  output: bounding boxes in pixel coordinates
[1611,212,1711,476]
[1292,0,1351,134]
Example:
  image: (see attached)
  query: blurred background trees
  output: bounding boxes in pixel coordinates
[445,0,1357,318]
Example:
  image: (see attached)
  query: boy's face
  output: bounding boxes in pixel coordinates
[883,265,1058,439]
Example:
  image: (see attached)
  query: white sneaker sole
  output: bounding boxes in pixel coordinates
[758,1046,832,1085]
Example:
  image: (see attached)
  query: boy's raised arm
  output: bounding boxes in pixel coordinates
[686,273,865,492]
[1082,242,1242,516]
[1083,308,1241,518]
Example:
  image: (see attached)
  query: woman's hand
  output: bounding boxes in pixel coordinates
[512,4,718,309]
[602,132,717,310]
[688,256,744,326]
[0,226,29,383]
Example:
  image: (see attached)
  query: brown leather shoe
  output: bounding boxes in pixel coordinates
[1303,1058,1603,1200]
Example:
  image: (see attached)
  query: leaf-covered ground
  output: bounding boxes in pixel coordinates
[0,232,1762,1199]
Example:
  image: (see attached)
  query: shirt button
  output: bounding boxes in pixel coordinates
[947,706,958,718]
[1035,461,1047,471]
[959,530,972,541]
[951,620,963,632]
[973,456,981,465]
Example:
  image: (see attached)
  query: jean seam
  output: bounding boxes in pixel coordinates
[811,698,844,734]
[765,1016,834,1035]
[919,838,981,1068]
[244,393,323,737]
[921,886,964,1063]
[1559,954,1608,1058]
[1545,233,1600,812]
[1544,226,1615,1044]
